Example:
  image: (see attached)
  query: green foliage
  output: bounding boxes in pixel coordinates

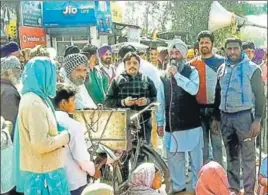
[123,1,266,47]
[170,0,213,44]
[170,1,265,47]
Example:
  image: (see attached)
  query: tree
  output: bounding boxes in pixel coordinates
[170,1,265,46]
[123,1,171,36]
[142,1,171,33]
[170,0,213,44]
[122,1,266,47]
[124,1,140,26]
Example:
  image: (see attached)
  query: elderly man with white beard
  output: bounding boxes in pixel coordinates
[63,53,97,110]
[0,56,21,140]
[159,39,202,194]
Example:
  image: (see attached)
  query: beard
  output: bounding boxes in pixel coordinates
[102,58,112,65]
[8,71,20,86]
[70,76,85,86]
[9,76,20,86]
[228,55,240,63]
[169,58,186,72]
[201,47,212,55]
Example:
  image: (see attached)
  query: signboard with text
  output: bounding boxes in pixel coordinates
[95,1,112,34]
[19,26,46,48]
[21,1,42,27]
[43,1,96,27]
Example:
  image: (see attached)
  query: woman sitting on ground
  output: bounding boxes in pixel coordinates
[196,161,235,195]
[126,163,166,195]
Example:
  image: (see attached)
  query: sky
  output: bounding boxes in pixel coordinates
[247,1,267,4]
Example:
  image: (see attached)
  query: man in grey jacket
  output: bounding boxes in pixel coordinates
[214,38,265,195]
[0,56,21,140]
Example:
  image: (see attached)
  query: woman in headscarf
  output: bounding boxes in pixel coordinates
[126,163,165,195]
[15,56,71,195]
[196,161,234,195]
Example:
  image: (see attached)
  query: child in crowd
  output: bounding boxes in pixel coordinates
[53,84,101,195]
[258,156,268,195]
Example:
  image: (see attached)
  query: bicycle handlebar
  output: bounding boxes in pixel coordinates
[130,102,160,121]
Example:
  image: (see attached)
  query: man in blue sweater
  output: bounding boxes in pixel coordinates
[214,38,265,195]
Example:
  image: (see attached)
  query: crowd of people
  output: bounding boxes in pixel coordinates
[1,30,267,195]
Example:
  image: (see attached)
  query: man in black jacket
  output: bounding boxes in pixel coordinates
[105,52,157,144]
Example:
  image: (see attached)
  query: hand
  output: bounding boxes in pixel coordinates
[248,120,261,138]
[124,97,136,107]
[92,168,101,180]
[157,126,164,137]
[168,65,177,76]
[211,120,220,136]
[136,97,148,107]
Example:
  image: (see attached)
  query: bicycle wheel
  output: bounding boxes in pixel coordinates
[100,162,123,191]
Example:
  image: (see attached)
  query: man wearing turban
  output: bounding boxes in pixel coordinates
[1,56,21,140]
[157,39,202,194]
[98,45,116,92]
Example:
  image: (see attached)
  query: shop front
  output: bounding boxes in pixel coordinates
[42,1,112,57]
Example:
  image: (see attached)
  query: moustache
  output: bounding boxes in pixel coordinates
[201,47,209,50]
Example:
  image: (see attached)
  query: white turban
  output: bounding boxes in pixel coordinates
[168,39,188,58]
[1,56,21,75]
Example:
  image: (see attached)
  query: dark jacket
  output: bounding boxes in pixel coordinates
[104,71,157,120]
[161,66,200,132]
[1,78,20,140]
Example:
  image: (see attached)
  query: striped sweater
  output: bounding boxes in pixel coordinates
[190,55,224,105]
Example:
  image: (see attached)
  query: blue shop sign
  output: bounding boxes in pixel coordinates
[43,1,97,28]
[95,1,112,34]
[21,1,42,27]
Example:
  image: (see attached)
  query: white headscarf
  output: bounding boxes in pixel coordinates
[0,56,20,75]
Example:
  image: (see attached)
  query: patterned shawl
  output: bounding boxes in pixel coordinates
[127,163,165,195]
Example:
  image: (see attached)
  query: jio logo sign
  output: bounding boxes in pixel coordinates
[63,4,78,15]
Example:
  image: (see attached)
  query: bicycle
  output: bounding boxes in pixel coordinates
[75,103,170,194]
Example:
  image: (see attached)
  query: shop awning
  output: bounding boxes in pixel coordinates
[45,27,90,36]
[42,1,97,28]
